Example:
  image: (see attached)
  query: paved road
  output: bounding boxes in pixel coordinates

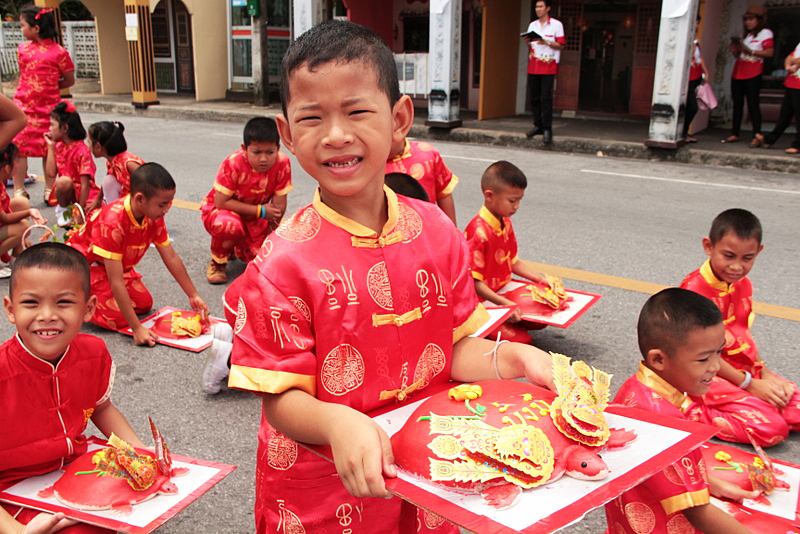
[6,112,798,534]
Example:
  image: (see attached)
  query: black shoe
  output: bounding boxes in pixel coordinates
[526,127,543,138]
[543,130,553,144]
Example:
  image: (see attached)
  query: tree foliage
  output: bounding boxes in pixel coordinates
[0,0,92,21]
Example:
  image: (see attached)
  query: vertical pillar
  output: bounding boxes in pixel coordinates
[293,0,324,40]
[253,0,270,106]
[124,0,159,108]
[427,0,462,128]
[644,0,699,148]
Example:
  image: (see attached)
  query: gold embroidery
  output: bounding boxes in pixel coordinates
[367,261,393,310]
[321,344,365,396]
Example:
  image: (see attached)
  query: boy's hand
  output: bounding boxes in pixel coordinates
[133,325,158,347]
[28,208,46,226]
[189,295,210,324]
[263,203,282,222]
[22,512,77,534]
[709,475,761,502]
[749,369,795,407]
[507,308,523,323]
[328,409,395,499]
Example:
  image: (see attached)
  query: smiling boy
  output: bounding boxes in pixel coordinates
[680,208,799,446]
[227,20,557,534]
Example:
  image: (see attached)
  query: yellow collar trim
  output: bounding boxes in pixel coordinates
[124,195,145,229]
[635,362,688,410]
[478,205,505,233]
[389,139,412,162]
[312,187,399,238]
[699,260,734,295]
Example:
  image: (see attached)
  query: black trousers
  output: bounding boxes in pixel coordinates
[764,87,800,150]
[683,78,702,137]
[731,75,762,137]
[529,73,555,130]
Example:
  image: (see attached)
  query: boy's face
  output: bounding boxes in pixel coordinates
[703,231,763,285]
[649,323,725,396]
[277,60,413,206]
[133,189,175,221]
[4,267,96,363]
[243,141,279,174]
[485,185,525,219]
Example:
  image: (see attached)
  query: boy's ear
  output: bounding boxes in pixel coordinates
[701,236,713,256]
[276,114,295,155]
[3,295,16,325]
[83,294,97,323]
[483,189,494,202]
[391,95,414,144]
[645,348,668,371]
[756,243,764,255]
[240,143,247,152]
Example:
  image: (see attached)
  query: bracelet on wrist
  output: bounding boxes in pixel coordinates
[739,370,752,389]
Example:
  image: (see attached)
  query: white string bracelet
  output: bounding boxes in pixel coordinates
[483,332,509,380]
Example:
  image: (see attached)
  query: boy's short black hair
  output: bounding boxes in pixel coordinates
[709,208,762,246]
[88,121,127,156]
[481,160,527,192]
[638,288,723,358]
[280,20,400,116]
[11,243,91,298]
[243,116,280,147]
[385,172,430,202]
[50,102,86,141]
[130,162,176,199]
[20,5,58,39]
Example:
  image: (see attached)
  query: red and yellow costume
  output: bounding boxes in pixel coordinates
[12,39,74,158]
[680,261,800,445]
[463,206,533,343]
[68,196,170,330]
[0,333,114,533]
[52,140,99,206]
[227,188,487,534]
[106,151,145,199]
[200,149,292,264]
[605,363,710,534]
[385,140,458,205]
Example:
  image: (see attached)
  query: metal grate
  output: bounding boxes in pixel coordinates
[559,0,583,52]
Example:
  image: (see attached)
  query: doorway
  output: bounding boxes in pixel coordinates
[152,0,194,93]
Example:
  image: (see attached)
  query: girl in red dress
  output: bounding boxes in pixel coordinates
[89,121,144,203]
[11,6,75,200]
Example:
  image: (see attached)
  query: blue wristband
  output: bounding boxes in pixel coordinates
[259,204,266,219]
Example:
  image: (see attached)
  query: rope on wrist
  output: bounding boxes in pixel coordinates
[483,332,510,380]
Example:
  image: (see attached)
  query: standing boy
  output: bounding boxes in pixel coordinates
[69,162,209,346]
[464,160,548,343]
[606,288,757,534]
[680,208,799,446]
[385,138,459,224]
[524,0,565,144]
[228,20,555,534]
[201,116,292,284]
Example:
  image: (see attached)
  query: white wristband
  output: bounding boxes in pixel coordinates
[739,370,752,389]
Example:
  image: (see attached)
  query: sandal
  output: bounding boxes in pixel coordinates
[43,188,52,205]
[786,147,800,155]
[749,137,761,148]
[754,133,770,148]
[685,136,698,143]
[722,135,739,143]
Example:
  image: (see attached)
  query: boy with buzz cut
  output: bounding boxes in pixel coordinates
[228,20,557,534]
[201,116,292,284]
[606,288,758,534]
[1,242,145,534]
[464,160,549,344]
[68,162,209,347]
[680,208,799,447]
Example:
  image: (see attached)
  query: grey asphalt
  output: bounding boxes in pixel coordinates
[1,109,797,534]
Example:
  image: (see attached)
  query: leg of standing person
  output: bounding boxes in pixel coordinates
[527,73,544,138]
[729,77,745,140]
[684,78,701,140]
[541,74,554,144]
[759,88,794,147]
[745,74,763,144]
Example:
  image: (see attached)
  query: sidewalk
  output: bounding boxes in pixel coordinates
[67,82,800,175]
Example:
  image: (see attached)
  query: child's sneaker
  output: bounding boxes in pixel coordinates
[212,322,234,343]
[55,205,72,227]
[201,338,232,394]
[206,260,227,284]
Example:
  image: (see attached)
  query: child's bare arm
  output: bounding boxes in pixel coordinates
[214,190,260,218]
[718,359,791,407]
[262,389,395,498]
[451,336,555,390]
[682,502,753,534]
[156,243,209,318]
[0,93,26,149]
[0,507,76,534]
[43,134,57,181]
[436,194,457,226]
[78,174,91,210]
[265,194,288,222]
[58,70,75,90]
[91,399,146,449]
[709,475,760,502]
[104,258,157,346]
[511,261,546,285]
[474,279,522,322]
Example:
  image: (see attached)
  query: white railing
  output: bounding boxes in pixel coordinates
[394,52,428,98]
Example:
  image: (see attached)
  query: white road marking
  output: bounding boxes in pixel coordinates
[440,154,498,163]
[580,169,800,195]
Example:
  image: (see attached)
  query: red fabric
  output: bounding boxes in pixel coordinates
[606,368,710,534]
[227,189,478,533]
[54,140,99,203]
[385,140,458,203]
[0,334,113,484]
[689,41,704,81]
[785,47,800,90]
[12,39,74,158]
[731,29,773,80]
[106,151,144,198]
[88,265,153,331]
[200,149,292,263]
[526,18,565,75]
[464,206,518,292]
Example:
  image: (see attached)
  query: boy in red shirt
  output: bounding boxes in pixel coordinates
[0,243,145,534]
[69,163,209,346]
[201,116,292,284]
[680,208,799,446]
[606,288,757,534]
[464,160,548,343]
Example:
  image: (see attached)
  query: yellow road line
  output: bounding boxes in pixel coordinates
[523,260,799,322]
[172,198,201,211]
